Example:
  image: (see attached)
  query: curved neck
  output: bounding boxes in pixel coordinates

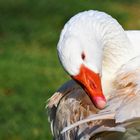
[101,27,132,76]
[91,17,135,98]
[100,24,133,97]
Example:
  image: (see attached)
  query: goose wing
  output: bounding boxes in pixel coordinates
[47,80,100,140]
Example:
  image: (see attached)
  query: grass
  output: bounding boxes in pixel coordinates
[0,0,140,139]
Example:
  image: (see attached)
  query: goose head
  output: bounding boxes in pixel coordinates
[57,10,132,109]
[58,34,106,109]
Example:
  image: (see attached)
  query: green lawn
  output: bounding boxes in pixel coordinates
[0,0,140,140]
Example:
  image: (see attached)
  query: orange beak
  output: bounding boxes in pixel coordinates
[72,65,106,109]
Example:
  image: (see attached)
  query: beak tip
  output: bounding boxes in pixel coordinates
[94,97,106,109]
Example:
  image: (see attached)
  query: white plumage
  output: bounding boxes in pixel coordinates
[47,10,140,140]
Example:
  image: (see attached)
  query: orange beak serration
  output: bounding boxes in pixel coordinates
[72,65,106,109]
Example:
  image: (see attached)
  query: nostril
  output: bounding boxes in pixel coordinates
[88,78,97,89]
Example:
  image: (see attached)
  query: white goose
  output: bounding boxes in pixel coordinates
[47,10,140,140]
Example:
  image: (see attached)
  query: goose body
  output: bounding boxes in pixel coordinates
[47,10,140,139]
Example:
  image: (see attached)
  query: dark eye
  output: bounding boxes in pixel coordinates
[81,52,85,60]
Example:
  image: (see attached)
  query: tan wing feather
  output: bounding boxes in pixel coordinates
[47,80,100,139]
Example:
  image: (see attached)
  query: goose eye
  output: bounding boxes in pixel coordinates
[81,52,85,60]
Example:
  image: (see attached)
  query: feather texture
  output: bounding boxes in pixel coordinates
[58,56,140,139]
[47,10,140,140]
[47,57,140,140]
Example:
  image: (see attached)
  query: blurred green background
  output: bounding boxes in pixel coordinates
[0,0,140,139]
